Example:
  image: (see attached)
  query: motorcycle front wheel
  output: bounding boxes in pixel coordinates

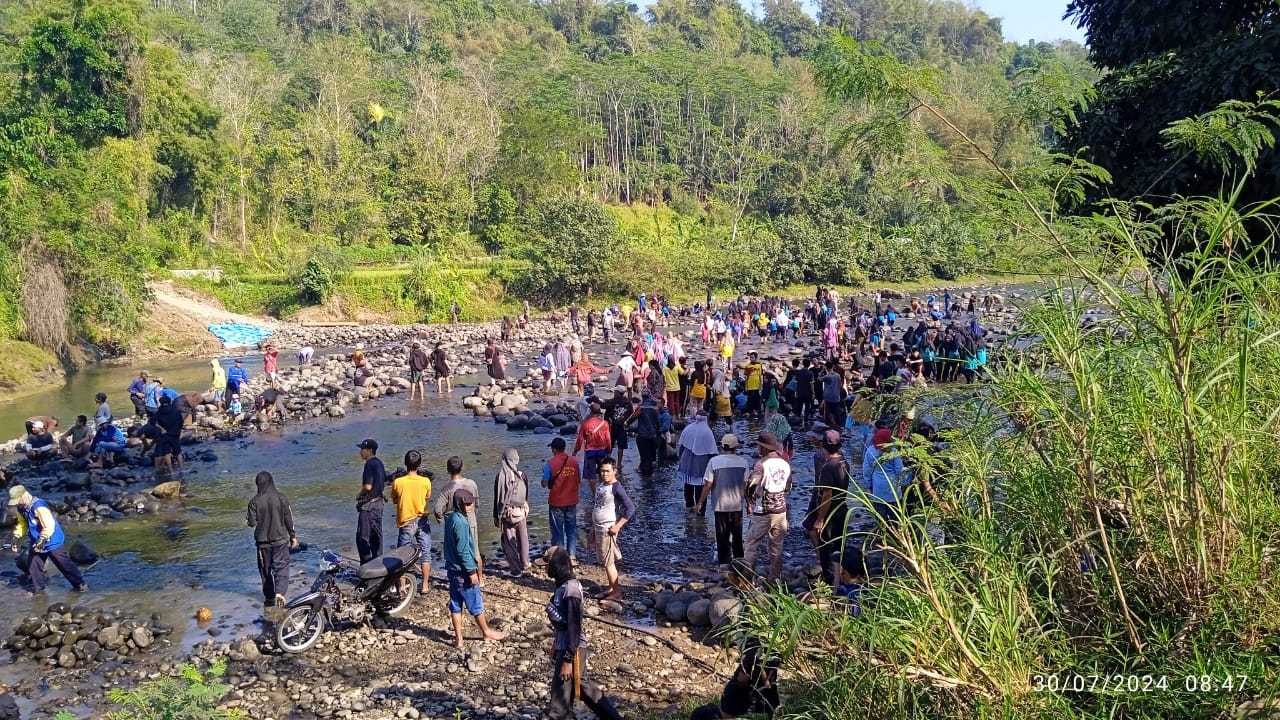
[276,606,325,653]
[373,575,416,617]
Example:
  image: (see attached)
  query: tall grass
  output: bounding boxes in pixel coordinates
[736,196,1280,719]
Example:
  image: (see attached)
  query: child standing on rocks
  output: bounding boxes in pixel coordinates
[545,547,623,720]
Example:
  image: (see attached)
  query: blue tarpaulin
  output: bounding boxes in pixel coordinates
[207,323,274,349]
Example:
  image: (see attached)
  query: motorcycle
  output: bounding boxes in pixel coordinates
[275,544,418,653]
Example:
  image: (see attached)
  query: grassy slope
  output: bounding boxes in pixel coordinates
[0,339,62,401]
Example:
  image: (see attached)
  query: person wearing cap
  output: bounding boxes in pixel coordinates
[863,428,907,524]
[263,342,280,387]
[573,403,612,483]
[808,429,852,584]
[9,485,86,594]
[443,488,505,647]
[391,450,433,592]
[22,420,56,461]
[408,340,430,400]
[226,359,249,402]
[247,471,298,608]
[743,432,792,581]
[355,439,387,564]
[89,416,127,466]
[543,437,582,562]
[696,434,751,568]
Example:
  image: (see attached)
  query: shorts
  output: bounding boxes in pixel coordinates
[583,450,608,481]
[397,517,431,559]
[155,435,181,458]
[447,569,484,615]
[612,428,628,450]
[409,370,423,383]
[596,525,622,573]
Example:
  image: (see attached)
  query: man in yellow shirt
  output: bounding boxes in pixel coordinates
[391,449,433,592]
[744,351,765,418]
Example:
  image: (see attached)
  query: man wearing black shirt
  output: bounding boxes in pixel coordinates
[154,395,184,475]
[356,438,386,563]
[793,359,814,422]
[603,386,631,466]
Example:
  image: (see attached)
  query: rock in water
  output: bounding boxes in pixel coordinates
[68,539,99,565]
[150,481,182,500]
[0,693,19,720]
[57,646,77,668]
[664,600,688,623]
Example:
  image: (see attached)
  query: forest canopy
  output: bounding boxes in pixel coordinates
[0,0,1096,350]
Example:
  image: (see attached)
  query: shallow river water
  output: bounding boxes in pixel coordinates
[0,332,832,699]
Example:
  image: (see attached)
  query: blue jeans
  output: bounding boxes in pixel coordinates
[548,505,578,559]
[447,569,484,616]
[397,516,431,561]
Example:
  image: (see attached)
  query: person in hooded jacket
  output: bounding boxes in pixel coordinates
[493,448,531,576]
[545,547,623,720]
[247,471,298,608]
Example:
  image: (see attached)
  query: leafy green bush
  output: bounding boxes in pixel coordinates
[294,249,349,304]
[507,195,620,304]
[859,233,930,281]
[55,660,244,720]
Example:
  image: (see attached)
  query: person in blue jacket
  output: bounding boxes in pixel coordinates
[226,359,250,401]
[8,485,86,594]
[862,428,907,526]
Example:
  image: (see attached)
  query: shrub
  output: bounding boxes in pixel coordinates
[294,249,347,304]
[507,195,620,304]
[56,660,244,720]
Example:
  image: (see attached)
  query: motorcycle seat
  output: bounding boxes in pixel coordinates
[357,544,417,580]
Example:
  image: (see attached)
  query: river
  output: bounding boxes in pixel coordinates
[0,336,835,700]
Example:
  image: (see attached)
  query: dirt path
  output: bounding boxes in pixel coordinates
[148,281,287,329]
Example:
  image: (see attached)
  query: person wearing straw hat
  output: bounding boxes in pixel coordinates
[743,432,792,581]
[8,485,86,594]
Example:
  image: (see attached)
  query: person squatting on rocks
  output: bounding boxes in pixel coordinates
[688,637,780,720]
[247,471,298,608]
[355,438,386,564]
[443,488,505,648]
[544,547,623,720]
[493,448,530,576]
[391,450,433,594]
[8,485,87,594]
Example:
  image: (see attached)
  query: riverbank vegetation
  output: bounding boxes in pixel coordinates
[0,0,1096,347]
[730,6,1280,718]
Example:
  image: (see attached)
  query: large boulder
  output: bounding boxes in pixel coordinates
[664,600,688,623]
[685,598,711,627]
[709,597,741,628]
[68,540,99,565]
[150,481,182,500]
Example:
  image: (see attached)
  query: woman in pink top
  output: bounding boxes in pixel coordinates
[263,344,280,387]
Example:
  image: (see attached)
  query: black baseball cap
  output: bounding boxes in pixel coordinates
[357,438,378,451]
[548,437,566,451]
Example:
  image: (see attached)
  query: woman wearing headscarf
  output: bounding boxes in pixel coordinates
[493,448,530,576]
[677,413,719,514]
[544,547,623,720]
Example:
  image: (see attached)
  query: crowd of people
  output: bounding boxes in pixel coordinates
[4,283,1002,719]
